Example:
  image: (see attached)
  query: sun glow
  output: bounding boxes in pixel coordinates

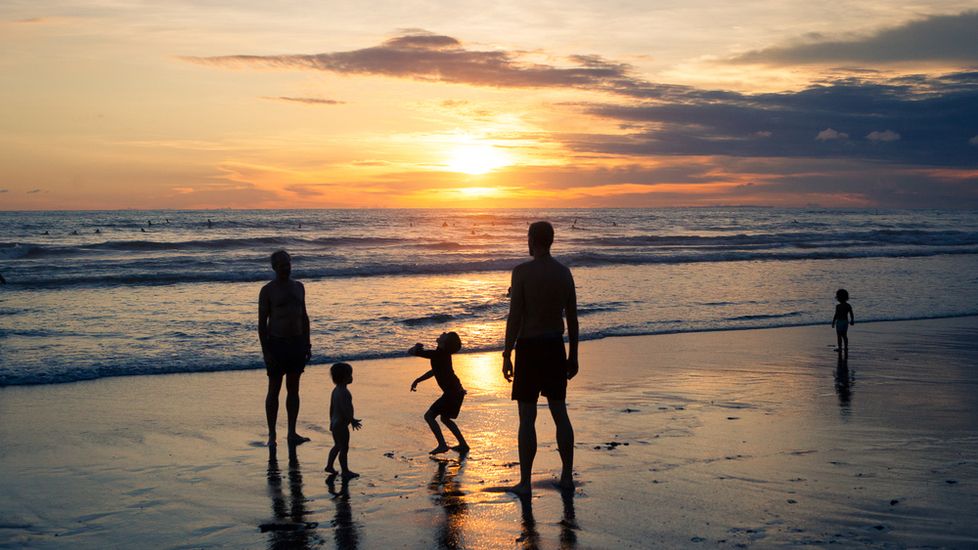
[445,143,511,175]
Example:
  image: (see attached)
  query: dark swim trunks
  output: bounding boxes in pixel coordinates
[512,335,568,402]
[428,389,466,419]
[265,335,307,376]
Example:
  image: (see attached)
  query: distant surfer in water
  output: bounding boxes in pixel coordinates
[259,250,312,447]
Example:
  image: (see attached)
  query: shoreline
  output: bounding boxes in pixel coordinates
[2,316,977,547]
[3,313,978,389]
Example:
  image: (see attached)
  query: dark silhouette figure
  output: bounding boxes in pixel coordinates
[832,288,855,354]
[42,230,49,235]
[259,250,312,447]
[207,218,214,228]
[410,332,469,455]
[71,230,78,235]
[325,362,362,478]
[147,220,152,226]
[0,273,5,284]
[503,221,579,494]
[428,459,468,549]
[140,227,146,233]
[260,443,321,549]
[94,228,100,234]
[834,355,854,417]
[326,473,360,549]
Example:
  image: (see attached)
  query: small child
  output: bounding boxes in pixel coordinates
[325,362,362,478]
[832,288,855,353]
[409,331,469,455]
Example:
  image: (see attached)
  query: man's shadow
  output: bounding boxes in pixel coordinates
[326,473,360,549]
[835,354,855,418]
[428,458,468,549]
[515,487,579,550]
[261,443,321,549]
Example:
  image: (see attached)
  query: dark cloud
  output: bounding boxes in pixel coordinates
[572,71,978,167]
[730,11,978,65]
[185,30,642,91]
[264,96,345,105]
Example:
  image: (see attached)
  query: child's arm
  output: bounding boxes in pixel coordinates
[411,370,435,391]
[408,343,437,359]
[340,388,362,430]
[849,305,855,325]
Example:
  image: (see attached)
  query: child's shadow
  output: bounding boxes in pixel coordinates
[428,457,469,548]
[326,473,360,549]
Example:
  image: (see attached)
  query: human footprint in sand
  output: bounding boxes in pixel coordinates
[259,249,312,447]
[325,362,362,478]
[409,332,469,455]
[503,221,579,495]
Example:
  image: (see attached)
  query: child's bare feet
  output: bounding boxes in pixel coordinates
[429,444,450,455]
[341,470,360,479]
[451,444,470,454]
[325,465,337,474]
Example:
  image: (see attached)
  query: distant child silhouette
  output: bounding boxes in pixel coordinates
[325,362,362,478]
[832,288,855,354]
[409,332,469,455]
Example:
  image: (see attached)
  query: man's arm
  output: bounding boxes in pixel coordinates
[502,268,524,382]
[299,282,311,359]
[258,286,270,354]
[565,271,579,379]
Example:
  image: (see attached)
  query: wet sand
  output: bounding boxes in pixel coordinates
[1,317,977,548]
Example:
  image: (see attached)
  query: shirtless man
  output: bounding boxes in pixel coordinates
[259,250,312,447]
[502,221,579,495]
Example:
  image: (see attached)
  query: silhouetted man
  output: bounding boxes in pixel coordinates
[503,221,579,494]
[259,250,311,447]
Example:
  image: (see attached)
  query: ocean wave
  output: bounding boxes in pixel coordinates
[4,246,978,288]
[5,313,976,387]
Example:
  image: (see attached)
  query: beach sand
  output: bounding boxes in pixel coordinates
[2,317,977,548]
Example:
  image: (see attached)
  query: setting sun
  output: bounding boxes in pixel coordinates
[444,143,511,175]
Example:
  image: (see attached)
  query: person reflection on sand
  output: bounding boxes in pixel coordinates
[428,458,468,549]
[516,493,540,549]
[326,473,360,549]
[558,488,579,549]
[261,443,321,549]
[834,355,854,418]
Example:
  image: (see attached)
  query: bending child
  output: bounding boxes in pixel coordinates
[409,331,469,455]
[325,362,362,478]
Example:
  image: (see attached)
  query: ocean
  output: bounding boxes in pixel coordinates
[1,208,977,386]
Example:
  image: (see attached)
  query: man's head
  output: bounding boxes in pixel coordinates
[527,221,554,256]
[270,250,291,279]
[331,362,353,384]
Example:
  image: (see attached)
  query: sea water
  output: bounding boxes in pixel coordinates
[1,208,977,385]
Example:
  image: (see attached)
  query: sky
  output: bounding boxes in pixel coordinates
[1,1,977,209]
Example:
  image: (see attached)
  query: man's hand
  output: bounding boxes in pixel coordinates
[566,357,579,380]
[351,419,363,431]
[502,355,514,382]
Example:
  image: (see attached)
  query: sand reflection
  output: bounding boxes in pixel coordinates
[834,355,854,418]
[261,444,321,549]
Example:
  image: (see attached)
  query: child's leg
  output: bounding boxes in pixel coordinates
[837,331,843,351]
[842,332,849,350]
[335,426,358,477]
[425,403,449,453]
[440,416,468,451]
[325,429,340,472]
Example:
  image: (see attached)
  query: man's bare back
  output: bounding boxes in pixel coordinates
[509,256,576,339]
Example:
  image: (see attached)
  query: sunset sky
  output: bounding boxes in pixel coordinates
[1,1,976,209]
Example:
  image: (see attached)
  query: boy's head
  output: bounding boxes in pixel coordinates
[330,362,353,384]
[436,331,463,354]
[836,288,849,303]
